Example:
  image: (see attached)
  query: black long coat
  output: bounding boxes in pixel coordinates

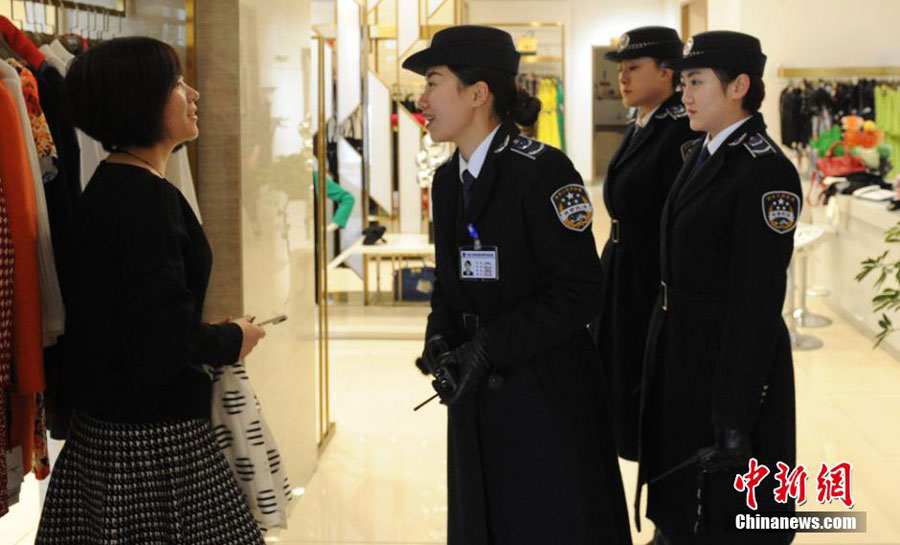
[426,122,632,545]
[597,93,699,460]
[637,113,799,544]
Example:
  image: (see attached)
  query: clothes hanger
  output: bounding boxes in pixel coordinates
[0,15,27,63]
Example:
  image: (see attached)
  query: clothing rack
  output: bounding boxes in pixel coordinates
[779,66,900,79]
[6,0,126,20]
[4,0,125,39]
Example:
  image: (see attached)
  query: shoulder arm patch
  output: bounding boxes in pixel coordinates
[681,138,701,161]
[550,183,593,232]
[744,133,777,158]
[509,135,547,160]
[762,190,800,234]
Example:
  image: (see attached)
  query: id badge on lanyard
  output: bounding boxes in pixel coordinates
[459,223,499,281]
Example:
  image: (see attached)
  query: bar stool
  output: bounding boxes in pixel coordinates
[787,224,829,351]
[793,224,832,327]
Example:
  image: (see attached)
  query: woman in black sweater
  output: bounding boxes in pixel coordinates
[37,37,267,544]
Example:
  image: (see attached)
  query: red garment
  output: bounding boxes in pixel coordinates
[391,113,426,128]
[0,389,7,517]
[0,150,14,507]
[0,16,45,69]
[0,81,43,476]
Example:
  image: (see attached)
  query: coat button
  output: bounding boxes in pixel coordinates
[488,373,504,389]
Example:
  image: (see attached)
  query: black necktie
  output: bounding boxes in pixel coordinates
[462,169,476,210]
[691,145,711,177]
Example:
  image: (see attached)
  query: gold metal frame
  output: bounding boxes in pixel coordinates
[313,32,336,452]
[778,66,900,78]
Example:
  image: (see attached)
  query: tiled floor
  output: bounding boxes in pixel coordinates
[264,299,900,545]
[3,299,900,544]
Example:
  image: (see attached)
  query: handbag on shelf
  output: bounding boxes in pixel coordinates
[205,363,293,532]
[809,141,867,206]
[392,263,435,302]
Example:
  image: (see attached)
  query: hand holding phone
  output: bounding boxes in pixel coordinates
[255,314,288,327]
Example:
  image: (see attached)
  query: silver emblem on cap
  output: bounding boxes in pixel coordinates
[618,33,630,51]
[683,37,694,56]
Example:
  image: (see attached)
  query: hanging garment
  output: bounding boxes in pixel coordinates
[876,84,900,178]
[0,168,15,517]
[0,83,42,476]
[556,77,566,151]
[6,59,59,183]
[36,60,82,440]
[536,78,561,149]
[38,45,67,75]
[32,392,50,479]
[166,148,203,223]
[0,388,8,517]
[0,16,45,68]
[1,59,65,347]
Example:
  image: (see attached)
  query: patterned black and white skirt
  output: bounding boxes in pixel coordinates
[36,413,265,545]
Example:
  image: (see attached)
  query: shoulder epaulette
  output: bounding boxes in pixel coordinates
[742,132,777,158]
[655,104,688,121]
[508,135,548,160]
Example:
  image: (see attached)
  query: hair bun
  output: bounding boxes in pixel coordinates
[513,88,542,127]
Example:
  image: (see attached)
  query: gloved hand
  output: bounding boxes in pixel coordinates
[711,425,752,471]
[416,334,450,375]
[431,354,461,402]
[441,331,492,406]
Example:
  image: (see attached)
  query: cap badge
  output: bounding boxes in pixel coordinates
[683,37,694,56]
[618,33,630,51]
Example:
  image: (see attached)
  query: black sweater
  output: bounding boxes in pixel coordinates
[62,162,241,422]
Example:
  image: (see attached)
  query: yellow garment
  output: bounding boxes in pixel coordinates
[876,85,900,177]
[536,78,561,149]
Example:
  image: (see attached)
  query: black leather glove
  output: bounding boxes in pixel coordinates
[711,425,752,471]
[441,331,492,406]
[431,354,461,402]
[416,334,450,375]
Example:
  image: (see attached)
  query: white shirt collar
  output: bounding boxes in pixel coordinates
[703,115,752,155]
[460,124,502,183]
[635,104,662,129]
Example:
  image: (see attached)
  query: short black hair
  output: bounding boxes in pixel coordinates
[65,37,182,152]
[712,68,765,113]
[447,65,542,127]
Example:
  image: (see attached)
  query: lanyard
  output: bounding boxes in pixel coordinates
[467,223,482,250]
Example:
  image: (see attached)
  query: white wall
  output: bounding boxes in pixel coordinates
[468,0,669,180]
[666,0,900,146]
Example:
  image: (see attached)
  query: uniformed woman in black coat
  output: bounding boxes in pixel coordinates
[404,25,632,545]
[636,31,799,545]
[596,26,699,461]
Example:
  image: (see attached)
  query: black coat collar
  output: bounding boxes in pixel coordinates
[669,112,767,215]
[610,92,684,171]
[458,121,520,225]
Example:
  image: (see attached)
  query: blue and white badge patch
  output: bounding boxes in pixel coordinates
[551,184,593,232]
[510,135,547,160]
[762,191,800,234]
[745,133,777,158]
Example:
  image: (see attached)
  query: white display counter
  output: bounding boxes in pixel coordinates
[809,195,900,358]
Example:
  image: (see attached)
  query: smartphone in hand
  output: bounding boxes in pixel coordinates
[255,315,288,327]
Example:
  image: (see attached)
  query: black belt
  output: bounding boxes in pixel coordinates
[460,312,480,340]
[609,218,659,245]
[659,281,725,316]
